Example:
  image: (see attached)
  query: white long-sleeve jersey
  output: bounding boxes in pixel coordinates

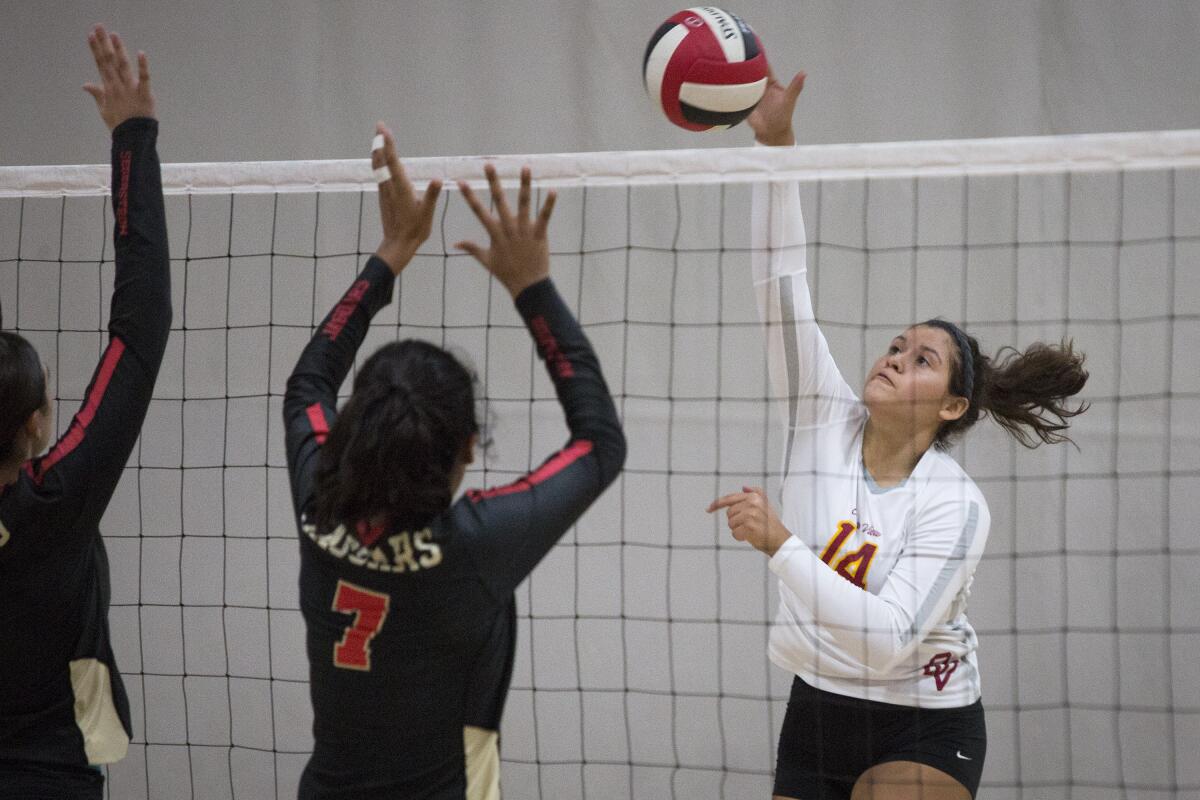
[753,178,990,708]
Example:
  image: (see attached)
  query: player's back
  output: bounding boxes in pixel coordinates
[296,500,511,799]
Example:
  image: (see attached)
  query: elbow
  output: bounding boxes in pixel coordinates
[283,371,308,408]
[603,427,627,486]
[282,371,313,418]
[158,303,174,338]
[869,631,918,675]
[592,424,626,489]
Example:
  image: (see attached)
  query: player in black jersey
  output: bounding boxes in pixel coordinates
[0,26,171,800]
[284,128,626,799]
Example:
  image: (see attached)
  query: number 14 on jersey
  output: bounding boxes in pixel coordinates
[820,520,877,589]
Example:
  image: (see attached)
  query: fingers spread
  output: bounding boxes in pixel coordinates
[485,164,513,230]
[89,28,116,83]
[87,30,104,69]
[137,52,151,92]
[419,179,443,223]
[382,127,415,198]
[534,190,557,240]
[517,166,531,225]
[111,32,133,86]
[457,181,500,236]
[454,240,490,268]
[97,27,117,79]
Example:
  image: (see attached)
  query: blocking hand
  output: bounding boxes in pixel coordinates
[455,165,557,299]
[83,24,155,131]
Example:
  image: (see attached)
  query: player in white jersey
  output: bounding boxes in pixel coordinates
[709,71,1090,800]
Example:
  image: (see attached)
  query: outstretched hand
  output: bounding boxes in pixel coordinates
[707,486,791,557]
[455,165,557,299]
[83,24,155,131]
[372,123,443,275]
[747,69,806,147]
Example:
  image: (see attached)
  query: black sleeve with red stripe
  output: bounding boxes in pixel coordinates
[283,256,396,521]
[24,117,172,528]
[457,278,625,599]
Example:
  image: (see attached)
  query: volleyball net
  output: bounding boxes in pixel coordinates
[2,130,1198,799]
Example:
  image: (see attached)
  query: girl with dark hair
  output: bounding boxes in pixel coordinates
[0,26,172,800]
[283,131,625,799]
[708,72,1087,800]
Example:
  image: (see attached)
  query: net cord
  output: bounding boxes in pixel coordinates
[3,129,1200,198]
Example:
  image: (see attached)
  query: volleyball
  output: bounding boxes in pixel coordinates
[643,7,769,132]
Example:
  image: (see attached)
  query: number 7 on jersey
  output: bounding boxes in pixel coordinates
[332,579,390,671]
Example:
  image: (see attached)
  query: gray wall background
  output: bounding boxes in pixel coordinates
[2,1,1200,166]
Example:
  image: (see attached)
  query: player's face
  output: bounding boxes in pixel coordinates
[862,326,965,426]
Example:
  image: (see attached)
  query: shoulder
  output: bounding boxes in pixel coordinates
[795,404,868,446]
[914,451,990,528]
[918,450,986,500]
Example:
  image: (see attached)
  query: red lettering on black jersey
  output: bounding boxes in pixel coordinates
[322,280,371,341]
[530,315,574,379]
[117,150,131,237]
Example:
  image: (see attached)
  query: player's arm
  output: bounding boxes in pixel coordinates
[714,486,990,673]
[749,70,858,431]
[25,27,171,526]
[283,125,442,517]
[453,166,626,598]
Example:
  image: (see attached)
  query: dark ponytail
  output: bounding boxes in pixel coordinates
[0,331,47,463]
[313,340,480,535]
[923,320,1089,450]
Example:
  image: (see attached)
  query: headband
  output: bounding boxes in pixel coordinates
[922,319,974,400]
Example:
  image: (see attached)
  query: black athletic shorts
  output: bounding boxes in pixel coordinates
[773,676,986,799]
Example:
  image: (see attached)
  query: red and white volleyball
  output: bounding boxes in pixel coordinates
[643,7,769,132]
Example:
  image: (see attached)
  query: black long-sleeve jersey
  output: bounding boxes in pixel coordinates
[284,257,625,800]
[0,119,171,798]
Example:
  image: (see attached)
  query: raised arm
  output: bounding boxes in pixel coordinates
[283,125,442,518]
[453,166,626,598]
[26,26,171,526]
[749,70,858,434]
